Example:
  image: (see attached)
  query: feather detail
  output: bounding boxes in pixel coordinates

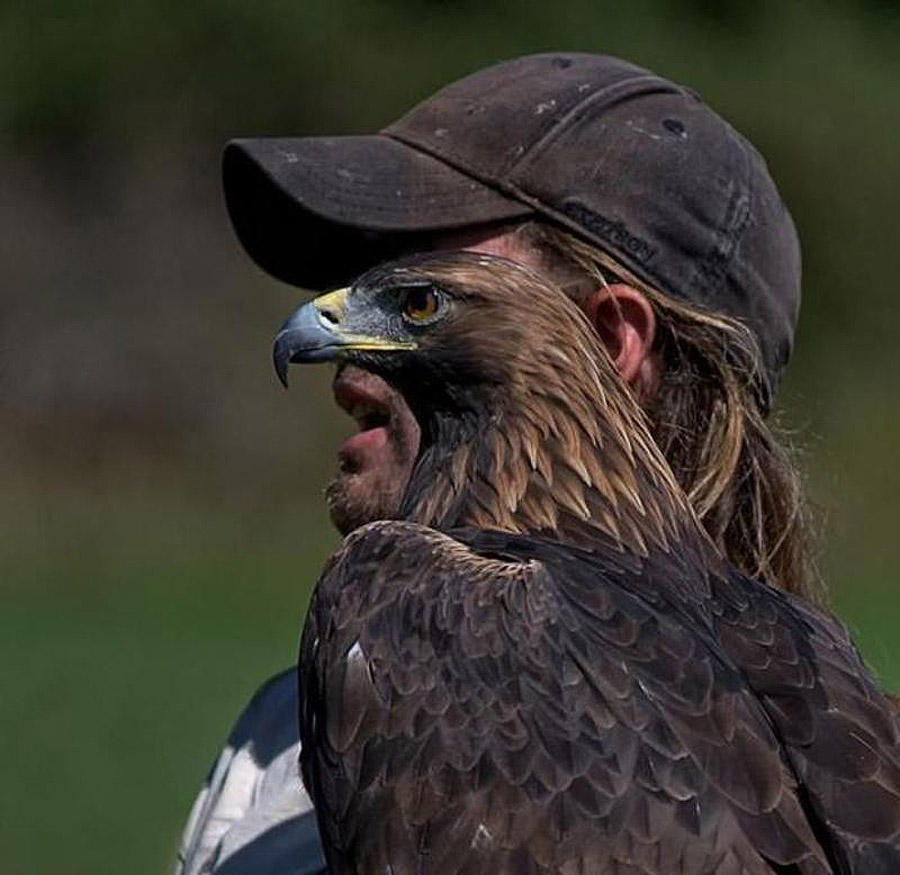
[297,254,900,875]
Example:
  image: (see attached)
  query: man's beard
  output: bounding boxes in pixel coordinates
[325,468,410,536]
[324,364,422,536]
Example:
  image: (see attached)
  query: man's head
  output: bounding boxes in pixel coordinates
[225,52,817,600]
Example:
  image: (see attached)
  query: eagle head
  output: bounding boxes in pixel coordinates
[274,252,603,422]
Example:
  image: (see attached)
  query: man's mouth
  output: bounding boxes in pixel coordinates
[332,367,395,474]
[345,401,391,434]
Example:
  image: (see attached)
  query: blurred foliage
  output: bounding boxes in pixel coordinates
[2,1,899,872]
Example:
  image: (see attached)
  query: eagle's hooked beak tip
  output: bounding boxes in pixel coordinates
[275,358,290,390]
[272,325,301,389]
[272,293,345,387]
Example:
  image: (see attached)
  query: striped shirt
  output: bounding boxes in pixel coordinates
[175,669,327,874]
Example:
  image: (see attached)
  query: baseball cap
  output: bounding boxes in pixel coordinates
[223,52,801,402]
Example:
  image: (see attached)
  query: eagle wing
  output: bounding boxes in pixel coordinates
[299,522,831,875]
[711,571,900,872]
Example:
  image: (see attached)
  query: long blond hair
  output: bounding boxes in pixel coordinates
[518,222,822,604]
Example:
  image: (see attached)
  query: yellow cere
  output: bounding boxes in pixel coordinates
[314,287,349,321]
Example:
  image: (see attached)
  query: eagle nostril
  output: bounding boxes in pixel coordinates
[320,307,340,326]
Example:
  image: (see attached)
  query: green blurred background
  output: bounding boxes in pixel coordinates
[2,1,898,871]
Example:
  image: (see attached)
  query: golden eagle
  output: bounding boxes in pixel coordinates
[274,253,900,874]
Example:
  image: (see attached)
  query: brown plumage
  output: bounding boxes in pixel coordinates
[274,252,900,874]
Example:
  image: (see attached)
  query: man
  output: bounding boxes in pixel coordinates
[176,53,812,874]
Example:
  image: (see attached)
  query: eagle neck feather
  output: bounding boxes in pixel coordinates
[399,369,703,558]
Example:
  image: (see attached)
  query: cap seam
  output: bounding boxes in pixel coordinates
[502,75,683,177]
[383,129,523,206]
[688,126,754,301]
[385,75,682,182]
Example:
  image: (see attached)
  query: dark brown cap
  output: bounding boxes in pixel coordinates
[223,52,800,403]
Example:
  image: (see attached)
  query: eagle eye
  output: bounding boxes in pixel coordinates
[397,285,443,324]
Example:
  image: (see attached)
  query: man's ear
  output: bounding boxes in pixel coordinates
[580,283,661,402]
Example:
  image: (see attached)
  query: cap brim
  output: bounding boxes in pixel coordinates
[223,136,532,290]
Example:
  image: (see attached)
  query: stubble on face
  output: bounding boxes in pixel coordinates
[325,364,421,535]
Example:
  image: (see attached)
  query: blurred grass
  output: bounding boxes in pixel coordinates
[2,0,899,872]
[0,483,336,874]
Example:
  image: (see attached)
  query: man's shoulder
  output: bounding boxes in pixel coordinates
[177,668,324,875]
[228,668,300,767]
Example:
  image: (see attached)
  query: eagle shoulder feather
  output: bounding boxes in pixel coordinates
[300,521,831,874]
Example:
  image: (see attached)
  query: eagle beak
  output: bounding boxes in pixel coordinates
[272,287,415,387]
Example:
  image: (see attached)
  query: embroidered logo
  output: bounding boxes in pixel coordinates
[560,199,656,264]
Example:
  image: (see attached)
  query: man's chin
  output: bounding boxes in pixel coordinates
[326,471,405,536]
